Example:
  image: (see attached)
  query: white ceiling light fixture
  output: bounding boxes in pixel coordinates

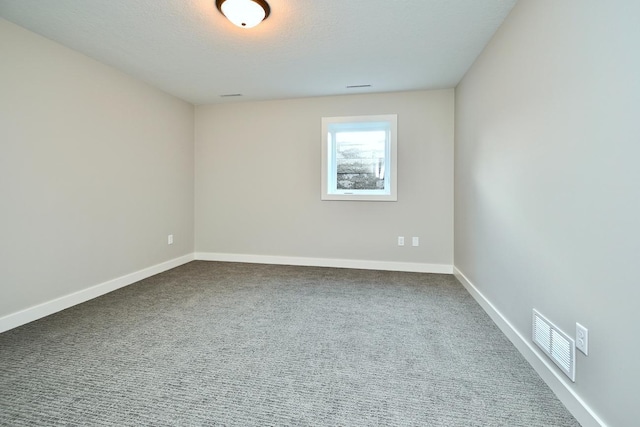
[216,0,271,29]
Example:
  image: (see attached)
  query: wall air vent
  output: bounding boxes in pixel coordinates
[532,309,575,382]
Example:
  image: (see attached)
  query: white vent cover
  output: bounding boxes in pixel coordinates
[532,309,575,382]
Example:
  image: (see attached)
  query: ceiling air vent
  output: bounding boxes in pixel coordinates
[532,309,575,382]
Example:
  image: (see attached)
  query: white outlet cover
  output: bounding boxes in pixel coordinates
[576,322,589,356]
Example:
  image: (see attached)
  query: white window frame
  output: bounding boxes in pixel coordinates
[321,114,397,201]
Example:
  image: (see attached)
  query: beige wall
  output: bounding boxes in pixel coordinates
[195,91,454,268]
[0,19,195,318]
[455,1,640,426]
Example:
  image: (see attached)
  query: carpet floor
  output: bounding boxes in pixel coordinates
[0,261,580,426]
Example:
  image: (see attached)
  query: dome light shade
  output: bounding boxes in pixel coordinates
[216,0,271,28]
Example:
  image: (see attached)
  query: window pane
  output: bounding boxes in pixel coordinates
[335,130,386,190]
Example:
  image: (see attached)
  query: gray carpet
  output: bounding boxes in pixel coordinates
[0,261,580,426]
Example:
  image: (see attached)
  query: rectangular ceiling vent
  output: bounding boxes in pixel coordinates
[532,309,575,382]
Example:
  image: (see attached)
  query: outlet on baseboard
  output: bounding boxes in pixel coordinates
[168,234,174,245]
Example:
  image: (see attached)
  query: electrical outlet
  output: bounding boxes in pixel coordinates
[576,323,589,355]
[412,237,419,247]
[398,236,405,246]
[168,234,174,245]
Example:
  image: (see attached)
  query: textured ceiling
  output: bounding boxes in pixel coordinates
[0,0,517,105]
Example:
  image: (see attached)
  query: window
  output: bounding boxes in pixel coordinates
[321,114,397,201]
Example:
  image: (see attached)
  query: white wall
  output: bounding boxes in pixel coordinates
[454,1,640,426]
[195,91,453,270]
[0,19,195,323]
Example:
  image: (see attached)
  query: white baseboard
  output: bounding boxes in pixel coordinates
[195,252,453,274]
[453,267,606,427]
[0,254,195,333]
